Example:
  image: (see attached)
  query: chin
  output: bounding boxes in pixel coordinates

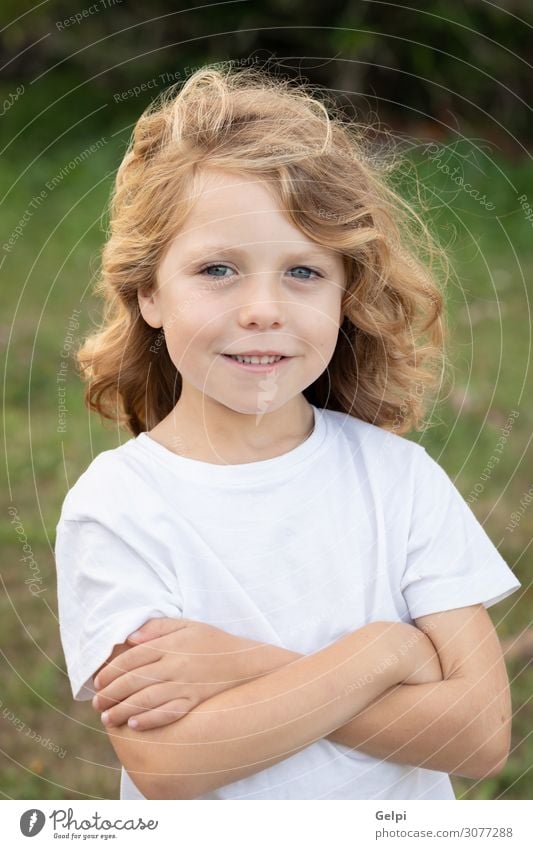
[215,398,283,417]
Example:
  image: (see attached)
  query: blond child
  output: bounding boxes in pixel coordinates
[55,63,520,800]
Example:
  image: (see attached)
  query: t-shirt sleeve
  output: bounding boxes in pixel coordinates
[400,447,521,619]
[55,518,184,701]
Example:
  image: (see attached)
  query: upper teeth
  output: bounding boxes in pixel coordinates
[231,354,283,364]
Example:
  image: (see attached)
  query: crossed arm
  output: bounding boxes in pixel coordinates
[329,605,511,776]
[96,605,511,799]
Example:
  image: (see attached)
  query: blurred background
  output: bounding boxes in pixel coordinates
[1,0,531,800]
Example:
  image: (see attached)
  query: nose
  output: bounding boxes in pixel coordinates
[236,272,286,328]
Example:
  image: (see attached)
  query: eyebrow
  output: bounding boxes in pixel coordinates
[181,242,340,267]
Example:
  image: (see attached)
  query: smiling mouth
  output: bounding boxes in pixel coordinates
[221,354,292,371]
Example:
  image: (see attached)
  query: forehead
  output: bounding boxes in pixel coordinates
[170,168,342,264]
[182,168,289,234]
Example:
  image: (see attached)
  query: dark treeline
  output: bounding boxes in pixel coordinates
[0,0,530,155]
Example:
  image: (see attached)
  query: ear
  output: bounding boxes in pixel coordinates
[137,285,163,329]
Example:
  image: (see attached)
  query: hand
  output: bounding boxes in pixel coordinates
[92,617,274,730]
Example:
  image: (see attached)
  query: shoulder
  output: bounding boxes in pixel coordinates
[58,438,145,524]
[320,407,427,476]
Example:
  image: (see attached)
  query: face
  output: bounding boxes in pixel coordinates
[138,168,346,422]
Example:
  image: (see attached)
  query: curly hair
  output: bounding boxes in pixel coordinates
[76,61,450,436]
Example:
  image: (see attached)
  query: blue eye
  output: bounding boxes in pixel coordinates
[198,264,321,281]
[289,266,320,280]
[200,264,233,278]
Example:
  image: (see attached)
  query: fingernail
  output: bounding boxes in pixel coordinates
[128,631,142,641]
[94,676,100,689]
[128,718,138,729]
[92,695,100,709]
[101,712,110,725]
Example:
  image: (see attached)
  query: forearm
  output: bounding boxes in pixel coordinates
[244,642,505,778]
[328,677,503,778]
[115,622,412,799]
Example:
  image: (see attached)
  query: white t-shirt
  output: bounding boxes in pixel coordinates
[54,404,521,800]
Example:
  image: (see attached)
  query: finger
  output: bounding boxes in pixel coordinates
[94,644,162,691]
[100,684,192,728]
[126,617,188,645]
[94,660,170,712]
[127,698,196,731]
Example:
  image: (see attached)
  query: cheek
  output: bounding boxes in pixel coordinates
[312,334,339,370]
[164,301,218,361]
[302,308,341,352]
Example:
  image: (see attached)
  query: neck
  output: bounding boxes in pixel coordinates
[148,393,315,464]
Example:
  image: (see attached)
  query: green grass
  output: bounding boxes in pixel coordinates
[1,132,531,800]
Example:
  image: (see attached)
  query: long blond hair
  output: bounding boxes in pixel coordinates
[77,62,450,436]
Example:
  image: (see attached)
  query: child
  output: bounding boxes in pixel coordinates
[54,63,521,801]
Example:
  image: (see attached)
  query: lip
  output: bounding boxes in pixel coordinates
[225,351,288,357]
[221,354,292,373]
